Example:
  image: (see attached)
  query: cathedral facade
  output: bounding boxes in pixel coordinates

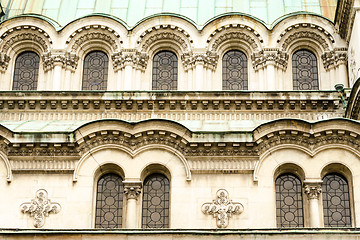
[1,0,360,239]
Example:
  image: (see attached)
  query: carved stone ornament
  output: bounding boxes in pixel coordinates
[251,48,289,71]
[202,189,244,228]
[42,51,79,72]
[20,189,61,228]
[304,182,322,199]
[0,52,10,73]
[123,181,142,199]
[321,49,348,70]
[112,50,149,72]
[181,51,219,71]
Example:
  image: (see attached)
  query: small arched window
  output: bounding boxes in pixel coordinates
[95,173,124,228]
[222,50,248,90]
[275,174,304,227]
[322,173,351,227]
[142,173,170,228]
[292,49,319,90]
[82,51,108,90]
[152,51,177,90]
[13,51,40,90]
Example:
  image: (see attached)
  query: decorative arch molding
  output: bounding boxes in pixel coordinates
[73,143,191,182]
[66,25,122,53]
[209,31,260,52]
[137,25,193,52]
[0,25,53,46]
[0,150,12,182]
[279,30,331,52]
[207,24,263,48]
[254,143,360,181]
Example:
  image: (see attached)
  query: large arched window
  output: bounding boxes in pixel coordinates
[95,173,124,228]
[142,173,170,228]
[222,50,248,90]
[13,51,40,90]
[275,174,304,227]
[292,49,319,90]
[322,173,351,227]
[82,51,108,90]
[152,51,177,90]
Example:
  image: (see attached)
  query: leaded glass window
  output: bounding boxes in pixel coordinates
[12,51,40,90]
[275,174,304,228]
[152,51,177,90]
[95,173,123,228]
[82,51,108,90]
[322,173,351,227]
[222,50,248,90]
[142,173,170,228]
[292,49,319,90]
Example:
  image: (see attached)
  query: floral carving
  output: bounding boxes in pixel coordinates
[251,49,289,70]
[321,49,348,70]
[1,33,49,53]
[123,181,142,199]
[112,50,149,71]
[202,189,244,228]
[181,51,219,71]
[20,189,61,228]
[0,53,10,72]
[42,51,79,72]
[304,183,322,199]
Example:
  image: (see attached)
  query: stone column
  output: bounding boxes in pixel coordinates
[303,180,323,228]
[123,181,142,228]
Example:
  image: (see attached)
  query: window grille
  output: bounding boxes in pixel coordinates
[152,51,177,90]
[95,173,123,228]
[82,51,108,90]
[13,51,39,90]
[322,173,351,227]
[275,174,304,227]
[142,173,170,228]
[292,49,319,90]
[222,50,248,90]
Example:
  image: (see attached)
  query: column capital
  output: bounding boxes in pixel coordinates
[123,181,142,200]
[303,180,323,200]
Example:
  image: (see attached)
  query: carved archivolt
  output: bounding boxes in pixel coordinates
[210,31,260,52]
[1,33,50,53]
[137,25,193,52]
[280,31,330,51]
[66,25,122,53]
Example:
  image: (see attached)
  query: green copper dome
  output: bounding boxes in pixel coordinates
[1,0,337,28]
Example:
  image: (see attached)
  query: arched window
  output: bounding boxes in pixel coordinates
[322,173,351,227]
[82,51,108,90]
[292,49,319,90]
[142,173,170,228]
[222,50,248,90]
[13,51,40,90]
[152,51,177,90]
[275,174,304,227]
[95,173,123,228]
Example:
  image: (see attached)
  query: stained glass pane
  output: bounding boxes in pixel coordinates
[322,174,351,227]
[95,173,123,228]
[292,49,319,90]
[152,51,178,90]
[82,51,108,90]
[12,51,39,90]
[275,174,304,228]
[222,50,248,90]
[142,173,170,228]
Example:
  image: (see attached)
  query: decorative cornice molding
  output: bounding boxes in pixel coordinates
[112,50,149,71]
[335,0,354,39]
[20,189,61,228]
[321,48,348,70]
[251,48,289,71]
[181,51,219,71]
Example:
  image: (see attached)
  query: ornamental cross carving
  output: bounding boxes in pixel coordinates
[20,189,61,228]
[202,189,244,228]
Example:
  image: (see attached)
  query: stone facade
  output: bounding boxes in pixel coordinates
[1,0,360,239]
